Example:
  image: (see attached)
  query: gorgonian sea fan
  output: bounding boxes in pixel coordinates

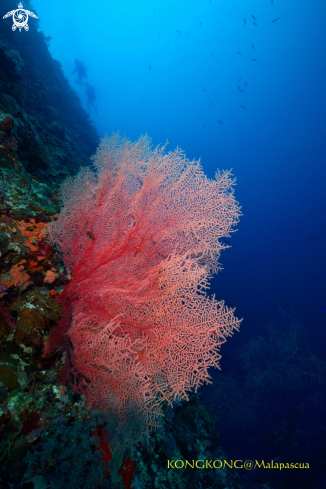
[47,133,242,429]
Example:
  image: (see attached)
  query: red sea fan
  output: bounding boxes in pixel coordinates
[46,133,242,430]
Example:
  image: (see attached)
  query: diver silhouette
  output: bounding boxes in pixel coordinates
[84,83,98,115]
[72,59,87,84]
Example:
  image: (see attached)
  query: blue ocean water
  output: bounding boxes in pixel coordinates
[6,0,326,486]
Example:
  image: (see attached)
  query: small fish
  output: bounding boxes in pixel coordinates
[218,120,223,125]
[187,32,189,37]
[149,65,152,70]
[271,0,273,3]
[251,15,257,20]
[239,77,241,82]
[154,9,155,13]
[244,17,246,27]
[244,81,248,87]
[211,52,213,56]
[222,240,231,245]
[308,236,315,239]
[200,22,202,26]
[253,22,258,26]
[203,124,206,128]
[240,105,245,110]
[143,101,145,103]
[251,44,255,49]
[237,51,242,56]
[167,40,169,43]
[252,58,257,61]
[209,103,213,105]
[176,30,182,37]
[86,231,96,240]
[203,88,207,91]
[238,85,244,92]
[272,17,280,23]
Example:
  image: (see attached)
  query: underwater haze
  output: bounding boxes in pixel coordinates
[1,0,326,487]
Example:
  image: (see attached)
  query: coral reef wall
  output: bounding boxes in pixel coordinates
[0,0,100,400]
